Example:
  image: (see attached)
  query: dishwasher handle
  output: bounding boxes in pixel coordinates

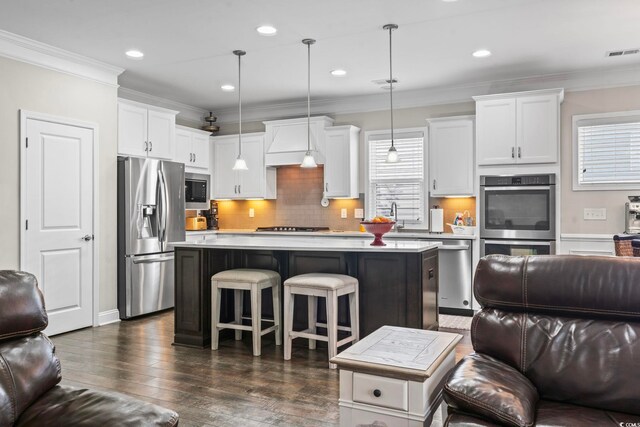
[438,244,470,251]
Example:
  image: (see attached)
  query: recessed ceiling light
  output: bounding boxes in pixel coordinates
[221,84,235,92]
[472,49,492,58]
[331,69,347,76]
[125,49,144,59]
[256,25,277,36]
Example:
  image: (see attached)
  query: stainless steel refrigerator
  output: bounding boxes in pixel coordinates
[117,156,185,319]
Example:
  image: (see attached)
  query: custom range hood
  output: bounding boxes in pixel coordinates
[263,116,334,166]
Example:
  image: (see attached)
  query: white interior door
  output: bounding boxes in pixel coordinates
[23,116,95,336]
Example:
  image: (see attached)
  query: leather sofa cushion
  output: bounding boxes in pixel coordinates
[0,271,47,340]
[0,333,61,425]
[16,385,179,427]
[474,255,640,321]
[472,308,640,415]
[444,353,538,427]
[446,400,640,426]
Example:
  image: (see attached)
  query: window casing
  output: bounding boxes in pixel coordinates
[366,129,427,227]
[573,110,640,191]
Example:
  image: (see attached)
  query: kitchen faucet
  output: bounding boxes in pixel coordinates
[389,202,404,230]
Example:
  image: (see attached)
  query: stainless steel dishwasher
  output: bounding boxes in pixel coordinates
[438,239,473,315]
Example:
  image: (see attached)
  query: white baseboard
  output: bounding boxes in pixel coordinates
[98,309,121,326]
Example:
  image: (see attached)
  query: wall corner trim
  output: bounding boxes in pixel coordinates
[0,29,124,87]
[98,309,121,326]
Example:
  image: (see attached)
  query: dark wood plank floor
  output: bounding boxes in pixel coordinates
[51,311,472,427]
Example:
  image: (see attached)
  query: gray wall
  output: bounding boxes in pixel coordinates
[0,55,119,312]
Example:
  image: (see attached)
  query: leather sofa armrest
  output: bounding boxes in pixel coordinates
[444,353,539,427]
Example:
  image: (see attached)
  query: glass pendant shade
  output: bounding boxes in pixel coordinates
[386,145,399,163]
[232,156,248,171]
[301,151,318,168]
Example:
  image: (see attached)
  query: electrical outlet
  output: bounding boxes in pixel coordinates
[249,208,255,218]
[584,208,606,220]
[354,208,364,218]
[341,208,347,219]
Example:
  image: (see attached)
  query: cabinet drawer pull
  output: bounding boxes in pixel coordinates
[325,183,328,192]
[149,141,153,152]
[193,153,196,162]
[144,141,148,152]
[238,185,241,194]
[511,147,515,158]
[373,389,382,398]
[433,179,437,190]
[518,147,521,158]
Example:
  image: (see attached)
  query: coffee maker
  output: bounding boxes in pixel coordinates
[625,196,640,234]
[204,200,219,230]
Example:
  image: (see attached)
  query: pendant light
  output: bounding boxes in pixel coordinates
[384,24,399,163]
[300,38,318,168]
[232,49,248,171]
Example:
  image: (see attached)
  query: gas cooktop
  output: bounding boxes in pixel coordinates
[255,226,331,232]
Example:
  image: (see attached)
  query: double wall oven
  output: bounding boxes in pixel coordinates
[480,174,556,257]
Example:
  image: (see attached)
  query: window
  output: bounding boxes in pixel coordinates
[573,111,640,190]
[366,130,426,226]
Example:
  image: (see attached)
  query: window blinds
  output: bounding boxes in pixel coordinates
[368,134,425,222]
[578,120,640,184]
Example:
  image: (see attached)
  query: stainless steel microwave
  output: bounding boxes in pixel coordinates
[185,172,210,210]
[480,174,556,240]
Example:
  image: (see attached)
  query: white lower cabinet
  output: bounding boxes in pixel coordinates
[211,133,276,199]
[175,125,211,173]
[427,116,474,196]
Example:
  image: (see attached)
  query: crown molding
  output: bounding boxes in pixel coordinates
[0,29,123,87]
[215,64,640,125]
[118,87,208,127]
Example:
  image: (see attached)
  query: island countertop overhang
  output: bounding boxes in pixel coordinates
[172,236,441,253]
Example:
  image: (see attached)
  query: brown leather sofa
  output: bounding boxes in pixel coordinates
[443,255,640,427]
[0,271,179,426]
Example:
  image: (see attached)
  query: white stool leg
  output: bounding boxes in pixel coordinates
[272,281,282,346]
[234,289,243,341]
[350,286,360,344]
[251,284,262,356]
[211,282,221,350]
[284,286,293,360]
[308,295,317,350]
[327,290,338,369]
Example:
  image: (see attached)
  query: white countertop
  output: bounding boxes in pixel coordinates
[186,229,475,240]
[175,235,441,253]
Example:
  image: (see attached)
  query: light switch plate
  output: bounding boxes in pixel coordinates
[584,208,606,220]
[354,208,364,219]
[341,208,347,219]
[249,208,255,218]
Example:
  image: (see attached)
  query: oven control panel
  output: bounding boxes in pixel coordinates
[481,174,555,186]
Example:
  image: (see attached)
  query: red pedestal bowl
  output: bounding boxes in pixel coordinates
[361,221,396,246]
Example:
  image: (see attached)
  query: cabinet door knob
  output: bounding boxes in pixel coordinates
[373,389,382,398]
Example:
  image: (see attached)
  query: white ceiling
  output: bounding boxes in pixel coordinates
[1,0,639,114]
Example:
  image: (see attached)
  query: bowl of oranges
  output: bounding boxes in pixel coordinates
[360,216,396,246]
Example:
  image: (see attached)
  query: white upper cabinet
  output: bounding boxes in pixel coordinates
[324,126,360,199]
[211,133,276,200]
[118,99,177,159]
[428,116,475,196]
[175,125,210,172]
[474,89,563,166]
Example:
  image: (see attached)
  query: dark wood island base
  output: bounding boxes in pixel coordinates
[174,247,439,348]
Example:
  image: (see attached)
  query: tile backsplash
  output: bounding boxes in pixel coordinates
[216,166,364,231]
[430,197,476,230]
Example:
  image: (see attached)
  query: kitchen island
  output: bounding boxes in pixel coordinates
[172,235,440,348]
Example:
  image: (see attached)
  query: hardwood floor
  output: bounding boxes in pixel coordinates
[51,311,472,427]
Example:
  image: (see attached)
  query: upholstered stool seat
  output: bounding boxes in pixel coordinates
[211,268,281,356]
[283,273,359,369]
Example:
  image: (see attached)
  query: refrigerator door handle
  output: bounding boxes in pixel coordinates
[157,169,169,250]
[131,253,175,264]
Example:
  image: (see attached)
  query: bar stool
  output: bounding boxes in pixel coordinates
[283,273,359,369]
[211,269,281,356]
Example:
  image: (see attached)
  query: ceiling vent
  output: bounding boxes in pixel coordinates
[607,48,639,57]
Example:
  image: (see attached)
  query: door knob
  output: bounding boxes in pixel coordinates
[82,234,94,241]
